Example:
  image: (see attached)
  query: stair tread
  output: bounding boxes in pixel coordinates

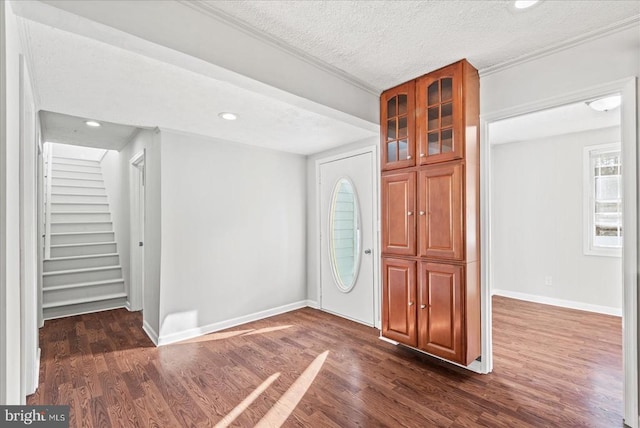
[52,162,101,168]
[43,265,122,276]
[52,177,103,182]
[52,184,105,189]
[52,156,100,162]
[51,202,109,205]
[42,292,127,309]
[51,193,106,196]
[43,278,125,292]
[53,169,102,174]
[50,241,116,248]
[51,221,112,225]
[51,211,111,215]
[50,231,113,236]
[45,253,119,262]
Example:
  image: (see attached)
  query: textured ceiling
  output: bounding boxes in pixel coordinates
[15,0,639,156]
[23,20,376,155]
[41,111,140,150]
[203,0,640,90]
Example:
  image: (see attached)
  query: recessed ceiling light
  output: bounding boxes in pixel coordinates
[514,0,539,9]
[587,95,621,112]
[218,112,238,121]
[85,120,101,127]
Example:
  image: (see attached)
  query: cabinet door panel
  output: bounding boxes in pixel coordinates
[382,172,416,255]
[416,62,464,164]
[382,258,417,346]
[418,162,463,260]
[381,82,416,170]
[418,262,463,363]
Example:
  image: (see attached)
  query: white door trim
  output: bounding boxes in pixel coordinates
[129,150,145,312]
[315,145,380,328]
[480,77,638,426]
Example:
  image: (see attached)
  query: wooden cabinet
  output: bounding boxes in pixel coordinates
[380,59,480,366]
[382,258,417,346]
[418,161,463,260]
[381,171,416,256]
[418,262,463,362]
[380,82,415,171]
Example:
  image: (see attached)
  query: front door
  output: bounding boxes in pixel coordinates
[320,151,375,326]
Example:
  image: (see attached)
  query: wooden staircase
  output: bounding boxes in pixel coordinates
[43,148,126,319]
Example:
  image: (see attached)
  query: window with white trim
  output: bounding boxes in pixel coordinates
[584,143,622,256]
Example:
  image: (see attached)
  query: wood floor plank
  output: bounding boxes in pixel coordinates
[29,296,623,427]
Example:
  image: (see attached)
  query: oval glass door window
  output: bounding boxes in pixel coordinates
[329,177,362,292]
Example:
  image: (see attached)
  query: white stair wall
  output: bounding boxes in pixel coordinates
[43,149,127,319]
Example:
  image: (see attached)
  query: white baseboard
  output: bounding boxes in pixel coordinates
[305,300,319,309]
[492,289,622,317]
[142,319,159,346]
[156,300,310,346]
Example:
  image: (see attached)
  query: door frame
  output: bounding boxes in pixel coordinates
[315,144,380,328]
[129,150,145,312]
[480,77,638,426]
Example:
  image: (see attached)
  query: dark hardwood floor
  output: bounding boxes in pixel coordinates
[29,296,623,427]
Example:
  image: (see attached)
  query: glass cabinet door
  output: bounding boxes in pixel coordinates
[416,62,463,164]
[381,81,415,170]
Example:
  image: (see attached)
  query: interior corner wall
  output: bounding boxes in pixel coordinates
[1,0,24,404]
[305,137,379,304]
[491,126,622,312]
[156,130,306,343]
[101,129,160,337]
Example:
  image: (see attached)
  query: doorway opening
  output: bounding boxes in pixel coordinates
[489,96,623,424]
[482,78,637,426]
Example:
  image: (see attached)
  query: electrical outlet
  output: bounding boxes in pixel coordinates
[544,276,553,286]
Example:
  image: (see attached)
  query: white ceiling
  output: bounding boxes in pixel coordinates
[40,111,140,150]
[489,98,621,145]
[203,0,640,90]
[12,0,640,155]
[21,19,376,155]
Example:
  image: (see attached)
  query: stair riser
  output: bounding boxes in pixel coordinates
[43,296,127,320]
[53,178,103,187]
[51,222,112,233]
[52,164,101,173]
[51,186,106,195]
[52,170,103,180]
[52,157,100,167]
[43,282,125,305]
[51,203,109,212]
[51,212,111,222]
[51,194,108,203]
[50,243,117,258]
[51,232,115,245]
[44,267,122,287]
[44,255,120,272]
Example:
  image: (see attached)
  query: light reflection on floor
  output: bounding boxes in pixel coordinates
[214,351,330,428]
[177,325,293,344]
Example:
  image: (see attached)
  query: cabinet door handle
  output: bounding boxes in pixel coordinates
[419,211,425,216]
[420,304,426,309]
[407,211,413,216]
[408,301,414,306]
[420,153,426,158]
[407,155,412,159]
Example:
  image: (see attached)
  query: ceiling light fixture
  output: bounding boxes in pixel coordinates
[587,95,621,112]
[218,112,238,121]
[514,0,539,9]
[85,120,101,127]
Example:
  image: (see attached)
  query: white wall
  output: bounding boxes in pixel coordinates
[1,0,26,404]
[50,143,105,161]
[305,137,378,304]
[156,130,306,343]
[491,126,622,313]
[481,22,639,423]
[101,129,159,335]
